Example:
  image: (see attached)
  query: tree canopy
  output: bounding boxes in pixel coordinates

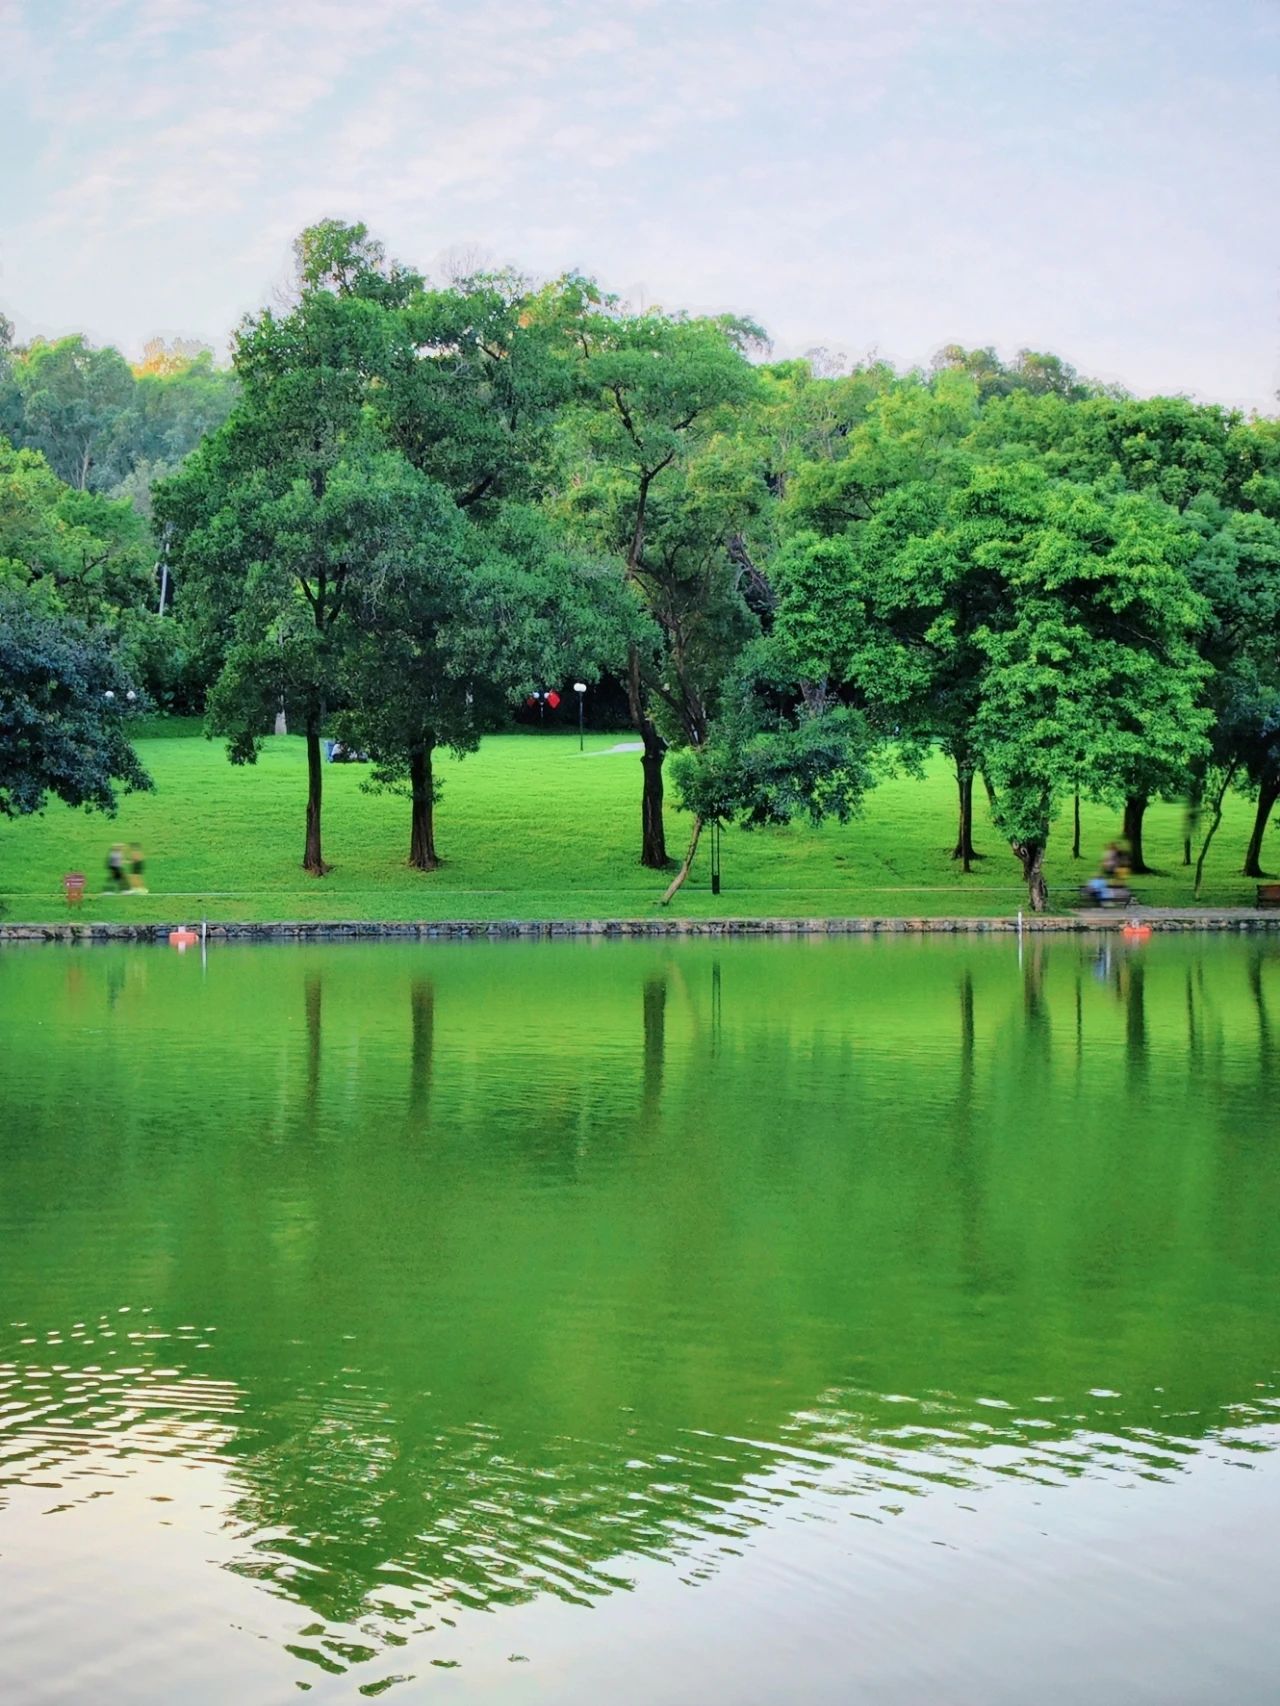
[5,220,1280,908]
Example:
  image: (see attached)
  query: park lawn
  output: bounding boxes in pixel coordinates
[0,722,1272,923]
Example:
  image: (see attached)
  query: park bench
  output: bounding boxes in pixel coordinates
[1077,883,1137,910]
[62,872,86,908]
[1257,884,1280,908]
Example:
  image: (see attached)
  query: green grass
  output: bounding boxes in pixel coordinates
[0,721,1272,922]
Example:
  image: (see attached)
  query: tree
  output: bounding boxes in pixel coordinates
[772,477,1000,871]
[338,501,628,869]
[666,640,878,900]
[0,313,22,445]
[319,244,631,870]
[967,468,1209,909]
[0,435,176,697]
[772,375,988,866]
[561,303,764,867]
[14,335,136,491]
[930,343,1103,404]
[123,348,237,495]
[0,587,151,822]
[962,390,1266,870]
[157,232,414,875]
[1173,498,1280,878]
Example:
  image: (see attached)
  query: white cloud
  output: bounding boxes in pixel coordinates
[3,0,1277,410]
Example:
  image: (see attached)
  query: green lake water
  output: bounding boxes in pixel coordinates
[1,935,1278,1704]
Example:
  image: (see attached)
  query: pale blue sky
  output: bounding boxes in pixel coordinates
[3,0,1277,410]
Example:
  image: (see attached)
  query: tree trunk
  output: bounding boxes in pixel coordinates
[1013,839,1049,912]
[951,766,978,870]
[1072,788,1082,859]
[640,723,669,869]
[303,708,329,875]
[660,815,703,905]
[408,739,440,871]
[1194,765,1238,898]
[626,640,670,869]
[1123,795,1152,874]
[1242,777,1280,878]
[1182,783,1203,867]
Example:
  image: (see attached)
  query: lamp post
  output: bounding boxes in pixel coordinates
[573,681,587,752]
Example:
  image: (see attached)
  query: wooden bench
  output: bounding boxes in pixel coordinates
[1257,884,1280,908]
[62,872,86,908]
[1078,884,1136,909]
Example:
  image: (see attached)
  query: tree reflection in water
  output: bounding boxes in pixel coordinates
[0,937,1277,1683]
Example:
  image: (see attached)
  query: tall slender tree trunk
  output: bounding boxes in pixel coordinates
[626,640,669,869]
[408,738,440,871]
[951,764,978,870]
[1242,776,1280,878]
[1123,795,1152,874]
[1012,839,1049,912]
[640,725,668,868]
[660,815,703,905]
[1072,788,1082,859]
[303,705,329,875]
[1182,774,1204,867]
[1194,765,1238,898]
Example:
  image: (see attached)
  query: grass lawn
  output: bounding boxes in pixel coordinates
[1,721,1273,922]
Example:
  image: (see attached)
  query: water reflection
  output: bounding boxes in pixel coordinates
[0,938,1278,1695]
[642,972,667,1113]
[408,976,434,1124]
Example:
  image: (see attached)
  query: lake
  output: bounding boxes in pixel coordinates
[1,936,1277,1704]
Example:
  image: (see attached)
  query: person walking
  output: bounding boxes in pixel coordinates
[127,842,148,894]
[105,843,128,892]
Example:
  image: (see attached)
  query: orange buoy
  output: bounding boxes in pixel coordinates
[169,928,199,951]
[1122,922,1151,940]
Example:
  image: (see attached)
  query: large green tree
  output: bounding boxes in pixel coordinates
[310,233,631,870]
[560,302,764,868]
[0,587,151,823]
[157,232,415,874]
[772,373,986,863]
[966,466,1209,908]
[338,501,626,870]
[14,335,137,492]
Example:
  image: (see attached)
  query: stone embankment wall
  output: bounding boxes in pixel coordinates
[4,913,1280,944]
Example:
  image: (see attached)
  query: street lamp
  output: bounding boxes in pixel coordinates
[573,681,587,752]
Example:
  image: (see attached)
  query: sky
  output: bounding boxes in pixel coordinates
[2,0,1278,411]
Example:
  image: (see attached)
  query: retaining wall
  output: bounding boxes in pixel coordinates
[5,912,1280,944]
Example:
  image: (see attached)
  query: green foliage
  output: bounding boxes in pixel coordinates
[7,220,1280,912]
[0,434,181,700]
[0,587,151,819]
[14,334,136,491]
[968,468,1210,876]
[671,648,876,829]
[556,301,769,864]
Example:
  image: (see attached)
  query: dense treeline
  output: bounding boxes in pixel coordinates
[2,224,1279,909]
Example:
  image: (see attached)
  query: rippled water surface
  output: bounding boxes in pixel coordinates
[1,935,1278,1704]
